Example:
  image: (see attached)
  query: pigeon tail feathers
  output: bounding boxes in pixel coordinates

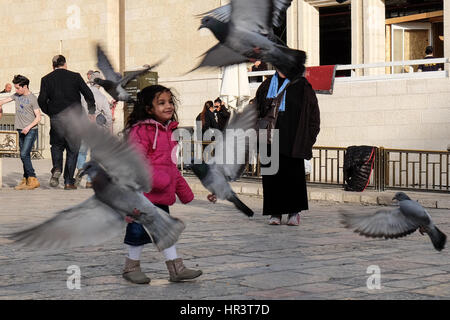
[228,192,254,217]
[428,226,447,251]
[138,207,185,251]
[270,45,306,79]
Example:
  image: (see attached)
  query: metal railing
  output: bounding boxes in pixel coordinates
[380,148,450,192]
[335,58,449,82]
[248,58,449,87]
[177,141,449,193]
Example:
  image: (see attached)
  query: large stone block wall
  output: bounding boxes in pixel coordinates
[315,77,450,151]
[123,0,221,79]
[0,0,111,92]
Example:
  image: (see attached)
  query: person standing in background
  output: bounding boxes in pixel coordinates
[38,55,96,190]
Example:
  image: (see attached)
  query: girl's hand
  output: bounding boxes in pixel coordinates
[125,216,135,224]
[207,194,217,203]
[125,208,141,223]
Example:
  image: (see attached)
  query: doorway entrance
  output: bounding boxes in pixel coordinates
[391,23,431,73]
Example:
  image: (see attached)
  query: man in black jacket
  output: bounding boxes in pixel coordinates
[38,55,96,190]
[213,98,230,131]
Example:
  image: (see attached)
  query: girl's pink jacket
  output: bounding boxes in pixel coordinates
[128,119,194,206]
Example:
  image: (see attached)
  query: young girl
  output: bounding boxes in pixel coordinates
[122,85,202,284]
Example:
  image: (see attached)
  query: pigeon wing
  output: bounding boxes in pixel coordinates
[213,102,258,181]
[119,56,167,87]
[56,107,151,192]
[340,208,420,239]
[230,0,272,34]
[193,43,248,70]
[272,0,294,28]
[197,4,232,23]
[119,68,149,87]
[8,196,125,249]
[198,0,293,28]
[96,44,122,83]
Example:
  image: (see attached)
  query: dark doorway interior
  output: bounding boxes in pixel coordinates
[320,4,351,76]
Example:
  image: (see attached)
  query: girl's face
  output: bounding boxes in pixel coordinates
[148,91,175,123]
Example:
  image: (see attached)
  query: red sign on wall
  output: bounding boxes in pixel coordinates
[305,65,337,94]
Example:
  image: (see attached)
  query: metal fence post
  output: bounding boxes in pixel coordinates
[377,147,385,191]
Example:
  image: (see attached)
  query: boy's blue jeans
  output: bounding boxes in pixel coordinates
[17,129,38,178]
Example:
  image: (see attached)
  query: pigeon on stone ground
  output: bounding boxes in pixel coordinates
[340,192,447,251]
[95,44,166,102]
[193,0,307,79]
[192,102,258,217]
[8,107,185,251]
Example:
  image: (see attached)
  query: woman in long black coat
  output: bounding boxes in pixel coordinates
[255,51,320,226]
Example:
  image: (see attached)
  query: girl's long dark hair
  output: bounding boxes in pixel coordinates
[124,85,179,133]
[200,100,213,126]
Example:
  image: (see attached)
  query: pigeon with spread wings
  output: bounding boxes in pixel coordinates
[341,192,446,251]
[8,107,185,251]
[95,44,166,102]
[192,102,258,217]
[193,0,305,79]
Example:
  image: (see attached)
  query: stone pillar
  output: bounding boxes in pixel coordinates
[287,0,299,50]
[352,0,385,75]
[295,0,320,66]
[352,0,364,68]
[106,0,125,73]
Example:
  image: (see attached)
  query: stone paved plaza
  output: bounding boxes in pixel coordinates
[0,159,449,300]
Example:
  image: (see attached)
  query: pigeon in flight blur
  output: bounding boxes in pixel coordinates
[8,107,185,251]
[341,192,447,251]
[192,102,258,217]
[193,0,305,78]
[95,44,166,102]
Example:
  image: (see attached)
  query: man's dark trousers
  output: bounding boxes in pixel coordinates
[50,117,81,185]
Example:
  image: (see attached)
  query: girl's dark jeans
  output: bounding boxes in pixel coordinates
[124,204,169,246]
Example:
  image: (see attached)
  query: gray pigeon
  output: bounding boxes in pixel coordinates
[193,0,306,78]
[8,107,185,251]
[192,102,258,217]
[95,44,165,102]
[197,1,287,45]
[341,192,447,251]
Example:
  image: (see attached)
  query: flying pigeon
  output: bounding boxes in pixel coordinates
[95,44,166,102]
[340,192,447,251]
[8,107,185,251]
[192,102,258,217]
[193,0,305,79]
